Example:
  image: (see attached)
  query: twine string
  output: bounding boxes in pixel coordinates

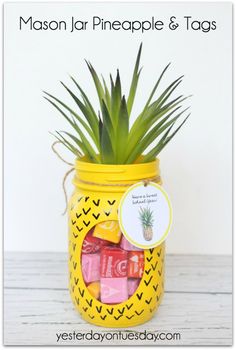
[51,141,75,215]
[75,176,160,188]
[51,141,74,166]
[61,167,75,215]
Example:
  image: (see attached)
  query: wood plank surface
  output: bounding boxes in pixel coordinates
[4,252,232,346]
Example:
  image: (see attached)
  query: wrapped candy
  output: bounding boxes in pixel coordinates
[82,229,109,254]
[100,277,128,304]
[93,221,122,244]
[120,235,142,251]
[128,279,140,295]
[81,229,145,306]
[81,253,100,283]
[128,251,144,278]
[87,281,100,300]
[101,246,127,278]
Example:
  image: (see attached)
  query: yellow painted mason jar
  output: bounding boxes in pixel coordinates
[68,158,165,327]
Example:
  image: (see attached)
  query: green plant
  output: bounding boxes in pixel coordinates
[44,44,190,164]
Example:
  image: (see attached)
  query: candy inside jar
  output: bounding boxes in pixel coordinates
[81,220,144,304]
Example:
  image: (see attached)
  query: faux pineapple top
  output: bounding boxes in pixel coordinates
[44,44,190,165]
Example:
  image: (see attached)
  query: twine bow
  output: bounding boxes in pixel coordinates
[143,179,150,187]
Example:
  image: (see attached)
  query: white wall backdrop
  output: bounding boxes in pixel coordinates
[4,2,232,254]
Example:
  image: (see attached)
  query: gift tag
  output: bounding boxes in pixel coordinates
[118,182,172,249]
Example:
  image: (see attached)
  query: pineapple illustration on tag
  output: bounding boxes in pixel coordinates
[139,207,154,241]
[119,182,172,249]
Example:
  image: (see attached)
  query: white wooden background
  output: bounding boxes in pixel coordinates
[4,252,232,346]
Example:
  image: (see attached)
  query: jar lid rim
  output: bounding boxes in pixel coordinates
[75,158,159,173]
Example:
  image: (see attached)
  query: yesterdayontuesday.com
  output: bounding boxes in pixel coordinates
[56,330,181,343]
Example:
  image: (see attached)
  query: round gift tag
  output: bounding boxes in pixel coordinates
[118,182,172,249]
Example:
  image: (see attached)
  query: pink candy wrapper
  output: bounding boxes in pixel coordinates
[100,277,128,304]
[120,236,142,251]
[128,279,140,295]
[81,253,100,283]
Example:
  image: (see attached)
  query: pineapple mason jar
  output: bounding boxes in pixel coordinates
[68,158,165,327]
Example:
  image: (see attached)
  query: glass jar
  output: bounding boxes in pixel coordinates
[68,158,165,327]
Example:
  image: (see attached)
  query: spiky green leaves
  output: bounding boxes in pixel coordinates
[127,43,142,116]
[139,207,154,228]
[116,96,129,164]
[100,101,114,164]
[44,43,190,164]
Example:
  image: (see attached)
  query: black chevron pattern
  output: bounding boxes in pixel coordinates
[69,195,165,325]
